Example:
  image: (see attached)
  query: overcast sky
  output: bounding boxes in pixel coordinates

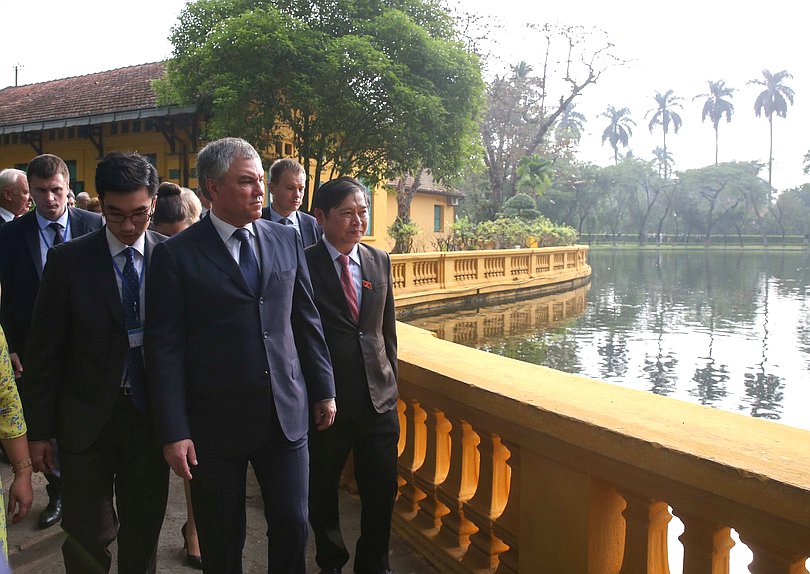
[2,0,807,190]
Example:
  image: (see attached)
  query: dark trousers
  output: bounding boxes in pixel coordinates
[190,433,310,574]
[60,393,169,574]
[308,407,399,574]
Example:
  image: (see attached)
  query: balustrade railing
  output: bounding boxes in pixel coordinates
[393,323,810,574]
[391,247,590,302]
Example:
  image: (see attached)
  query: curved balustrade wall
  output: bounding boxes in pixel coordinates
[391,246,591,316]
[393,323,810,574]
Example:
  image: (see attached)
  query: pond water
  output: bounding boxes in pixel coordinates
[408,249,810,430]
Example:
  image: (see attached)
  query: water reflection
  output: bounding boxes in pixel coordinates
[407,250,810,430]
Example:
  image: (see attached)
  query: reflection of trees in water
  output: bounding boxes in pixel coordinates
[691,358,730,405]
[742,371,784,420]
[643,285,679,396]
[741,275,785,420]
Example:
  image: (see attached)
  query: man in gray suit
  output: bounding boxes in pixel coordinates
[145,137,336,574]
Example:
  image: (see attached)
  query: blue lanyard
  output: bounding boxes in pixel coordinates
[38,216,72,249]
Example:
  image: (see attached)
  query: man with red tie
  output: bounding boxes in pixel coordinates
[305,176,399,574]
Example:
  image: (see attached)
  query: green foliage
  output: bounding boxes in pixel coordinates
[516,155,553,198]
[157,0,485,190]
[502,192,540,220]
[445,215,577,250]
[387,217,420,254]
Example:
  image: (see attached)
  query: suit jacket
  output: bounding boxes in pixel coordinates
[0,208,103,361]
[260,207,322,248]
[144,216,335,456]
[305,240,398,420]
[20,228,166,452]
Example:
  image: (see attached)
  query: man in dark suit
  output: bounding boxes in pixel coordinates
[0,168,30,227]
[144,137,336,574]
[261,158,321,247]
[21,152,169,573]
[305,177,399,574]
[0,154,103,529]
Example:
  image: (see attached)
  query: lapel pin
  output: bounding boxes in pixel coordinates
[362,280,373,290]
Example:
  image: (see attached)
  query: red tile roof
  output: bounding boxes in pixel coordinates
[0,62,166,128]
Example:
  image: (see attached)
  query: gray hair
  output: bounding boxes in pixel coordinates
[196,137,261,200]
[0,168,26,191]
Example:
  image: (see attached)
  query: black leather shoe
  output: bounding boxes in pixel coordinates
[38,494,62,529]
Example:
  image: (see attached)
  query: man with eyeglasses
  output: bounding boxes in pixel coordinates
[0,154,102,530]
[21,152,169,573]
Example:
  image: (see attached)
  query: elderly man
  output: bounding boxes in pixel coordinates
[75,191,90,210]
[0,154,103,530]
[145,137,336,574]
[0,168,30,227]
[261,158,321,248]
[305,177,399,574]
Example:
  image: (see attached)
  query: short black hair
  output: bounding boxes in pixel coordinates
[312,176,369,215]
[95,152,159,199]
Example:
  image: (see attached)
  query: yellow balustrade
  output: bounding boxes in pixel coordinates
[392,246,592,312]
[392,322,810,574]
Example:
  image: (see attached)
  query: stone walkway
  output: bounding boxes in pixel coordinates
[4,463,437,573]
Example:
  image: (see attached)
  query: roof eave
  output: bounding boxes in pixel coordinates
[0,104,197,135]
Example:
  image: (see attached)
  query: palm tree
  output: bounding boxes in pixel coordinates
[652,146,674,179]
[600,105,635,164]
[694,80,735,165]
[556,102,587,144]
[749,69,795,189]
[646,90,683,178]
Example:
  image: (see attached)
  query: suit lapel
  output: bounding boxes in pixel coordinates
[357,244,377,323]
[23,213,44,280]
[90,228,126,329]
[255,220,279,293]
[67,207,85,237]
[196,216,254,295]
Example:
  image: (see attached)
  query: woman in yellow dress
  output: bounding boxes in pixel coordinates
[0,325,33,563]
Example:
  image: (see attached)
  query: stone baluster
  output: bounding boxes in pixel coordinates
[413,408,452,536]
[461,429,510,571]
[618,493,672,574]
[493,441,518,574]
[395,398,427,520]
[435,417,480,561]
[739,534,809,574]
[674,512,734,574]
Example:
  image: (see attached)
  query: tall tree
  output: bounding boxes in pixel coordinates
[600,105,635,164]
[652,146,674,179]
[749,69,795,189]
[555,102,587,145]
[694,80,735,165]
[480,24,619,214]
[157,0,484,209]
[646,89,683,179]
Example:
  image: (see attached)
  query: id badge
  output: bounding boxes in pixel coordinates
[128,328,144,349]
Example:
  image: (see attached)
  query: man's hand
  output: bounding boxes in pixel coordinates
[30,441,53,473]
[313,398,336,431]
[163,439,197,480]
[9,352,22,379]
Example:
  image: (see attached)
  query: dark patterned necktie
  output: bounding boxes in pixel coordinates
[233,228,261,294]
[122,248,147,412]
[49,222,64,245]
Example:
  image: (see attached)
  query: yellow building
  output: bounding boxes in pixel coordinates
[0,62,459,250]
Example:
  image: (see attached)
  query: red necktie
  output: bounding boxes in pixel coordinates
[338,254,359,323]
